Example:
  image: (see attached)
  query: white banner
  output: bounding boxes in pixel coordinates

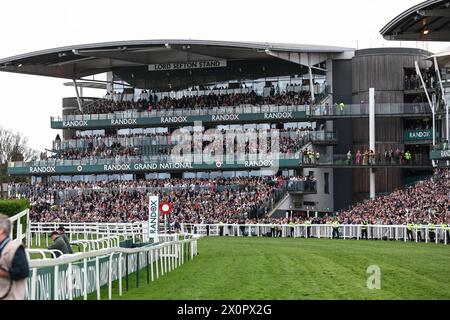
[148,60,227,71]
[149,196,159,242]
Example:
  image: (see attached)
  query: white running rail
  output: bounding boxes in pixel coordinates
[181,223,450,245]
[26,235,200,300]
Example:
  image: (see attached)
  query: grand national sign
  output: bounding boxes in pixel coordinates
[148,60,227,71]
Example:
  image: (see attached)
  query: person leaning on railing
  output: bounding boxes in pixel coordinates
[47,231,70,257]
[57,226,73,254]
[0,214,29,300]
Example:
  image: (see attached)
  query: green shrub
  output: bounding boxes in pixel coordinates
[0,198,30,217]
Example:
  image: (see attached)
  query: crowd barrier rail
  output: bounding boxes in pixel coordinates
[51,102,431,123]
[180,223,450,244]
[27,222,146,248]
[26,235,200,300]
[7,209,29,242]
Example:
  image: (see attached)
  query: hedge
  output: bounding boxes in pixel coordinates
[0,199,30,217]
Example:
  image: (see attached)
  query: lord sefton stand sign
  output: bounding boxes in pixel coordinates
[148,60,227,71]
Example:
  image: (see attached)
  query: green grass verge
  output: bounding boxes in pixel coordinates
[90,237,450,300]
[0,198,29,216]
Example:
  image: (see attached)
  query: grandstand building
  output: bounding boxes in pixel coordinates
[381,0,450,166]
[1,38,447,216]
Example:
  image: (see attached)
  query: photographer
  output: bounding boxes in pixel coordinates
[0,214,29,300]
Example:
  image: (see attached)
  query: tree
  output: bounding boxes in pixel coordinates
[0,126,39,164]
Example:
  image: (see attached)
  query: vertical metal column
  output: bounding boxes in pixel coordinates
[308,53,315,103]
[415,61,435,146]
[72,79,83,112]
[308,66,315,104]
[369,88,376,200]
[433,56,449,144]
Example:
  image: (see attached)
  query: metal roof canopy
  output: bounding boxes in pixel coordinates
[380,0,450,41]
[0,39,353,90]
[63,81,107,90]
[428,46,450,65]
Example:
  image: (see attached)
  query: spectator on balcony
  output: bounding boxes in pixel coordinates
[404,150,412,163]
[394,148,401,165]
[384,150,391,165]
[362,150,369,165]
[377,152,382,164]
[355,150,362,165]
[346,150,352,165]
[368,150,375,166]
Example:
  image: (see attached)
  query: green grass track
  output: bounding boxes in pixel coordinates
[92,237,450,300]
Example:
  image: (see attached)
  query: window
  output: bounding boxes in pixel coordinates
[324,172,330,194]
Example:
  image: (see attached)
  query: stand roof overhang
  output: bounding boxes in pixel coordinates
[0,39,353,89]
[381,0,450,41]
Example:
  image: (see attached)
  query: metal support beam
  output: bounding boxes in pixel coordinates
[433,56,449,144]
[415,61,435,146]
[309,66,315,103]
[369,88,376,200]
[72,79,83,112]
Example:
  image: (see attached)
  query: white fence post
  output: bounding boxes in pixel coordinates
[95,257,100,300]
[118,253,123,297]
[83,258,88,300]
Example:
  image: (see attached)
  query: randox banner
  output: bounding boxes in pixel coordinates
[404,129,432,141]
[149,196,159,242]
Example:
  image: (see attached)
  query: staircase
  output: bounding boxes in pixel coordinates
[267,192,291,217]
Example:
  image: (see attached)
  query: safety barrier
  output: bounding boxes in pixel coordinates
[26,235,200,300]
[7,209,29,242]
[28,222,145,248]
[181,223,450,245]
[27,249,63,259]
[69,236,121,252]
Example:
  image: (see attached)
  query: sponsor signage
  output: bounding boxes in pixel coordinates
[159,202,173,215]
[148,60,227,71]
[149,196,159,241]
[111,118,137,125]
[29,166,56,174]
[51,111,307,129]
[430,150,450,160]
[62,120,88,128]
[8,158,302,176]
[404,129,432,142]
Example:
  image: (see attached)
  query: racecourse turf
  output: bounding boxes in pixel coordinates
[93,237,450,300]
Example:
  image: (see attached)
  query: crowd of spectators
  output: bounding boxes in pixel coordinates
[404,69,436,90]
[334,168,449,225]
[52,144,139,160]
[17,177,290,223]
[10,169,448,226]
[181,168,449,226]
[342,149,423,166]
[53,127,316,160]
[77,91,311,115]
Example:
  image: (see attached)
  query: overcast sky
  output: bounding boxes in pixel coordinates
[0,0,448,152]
